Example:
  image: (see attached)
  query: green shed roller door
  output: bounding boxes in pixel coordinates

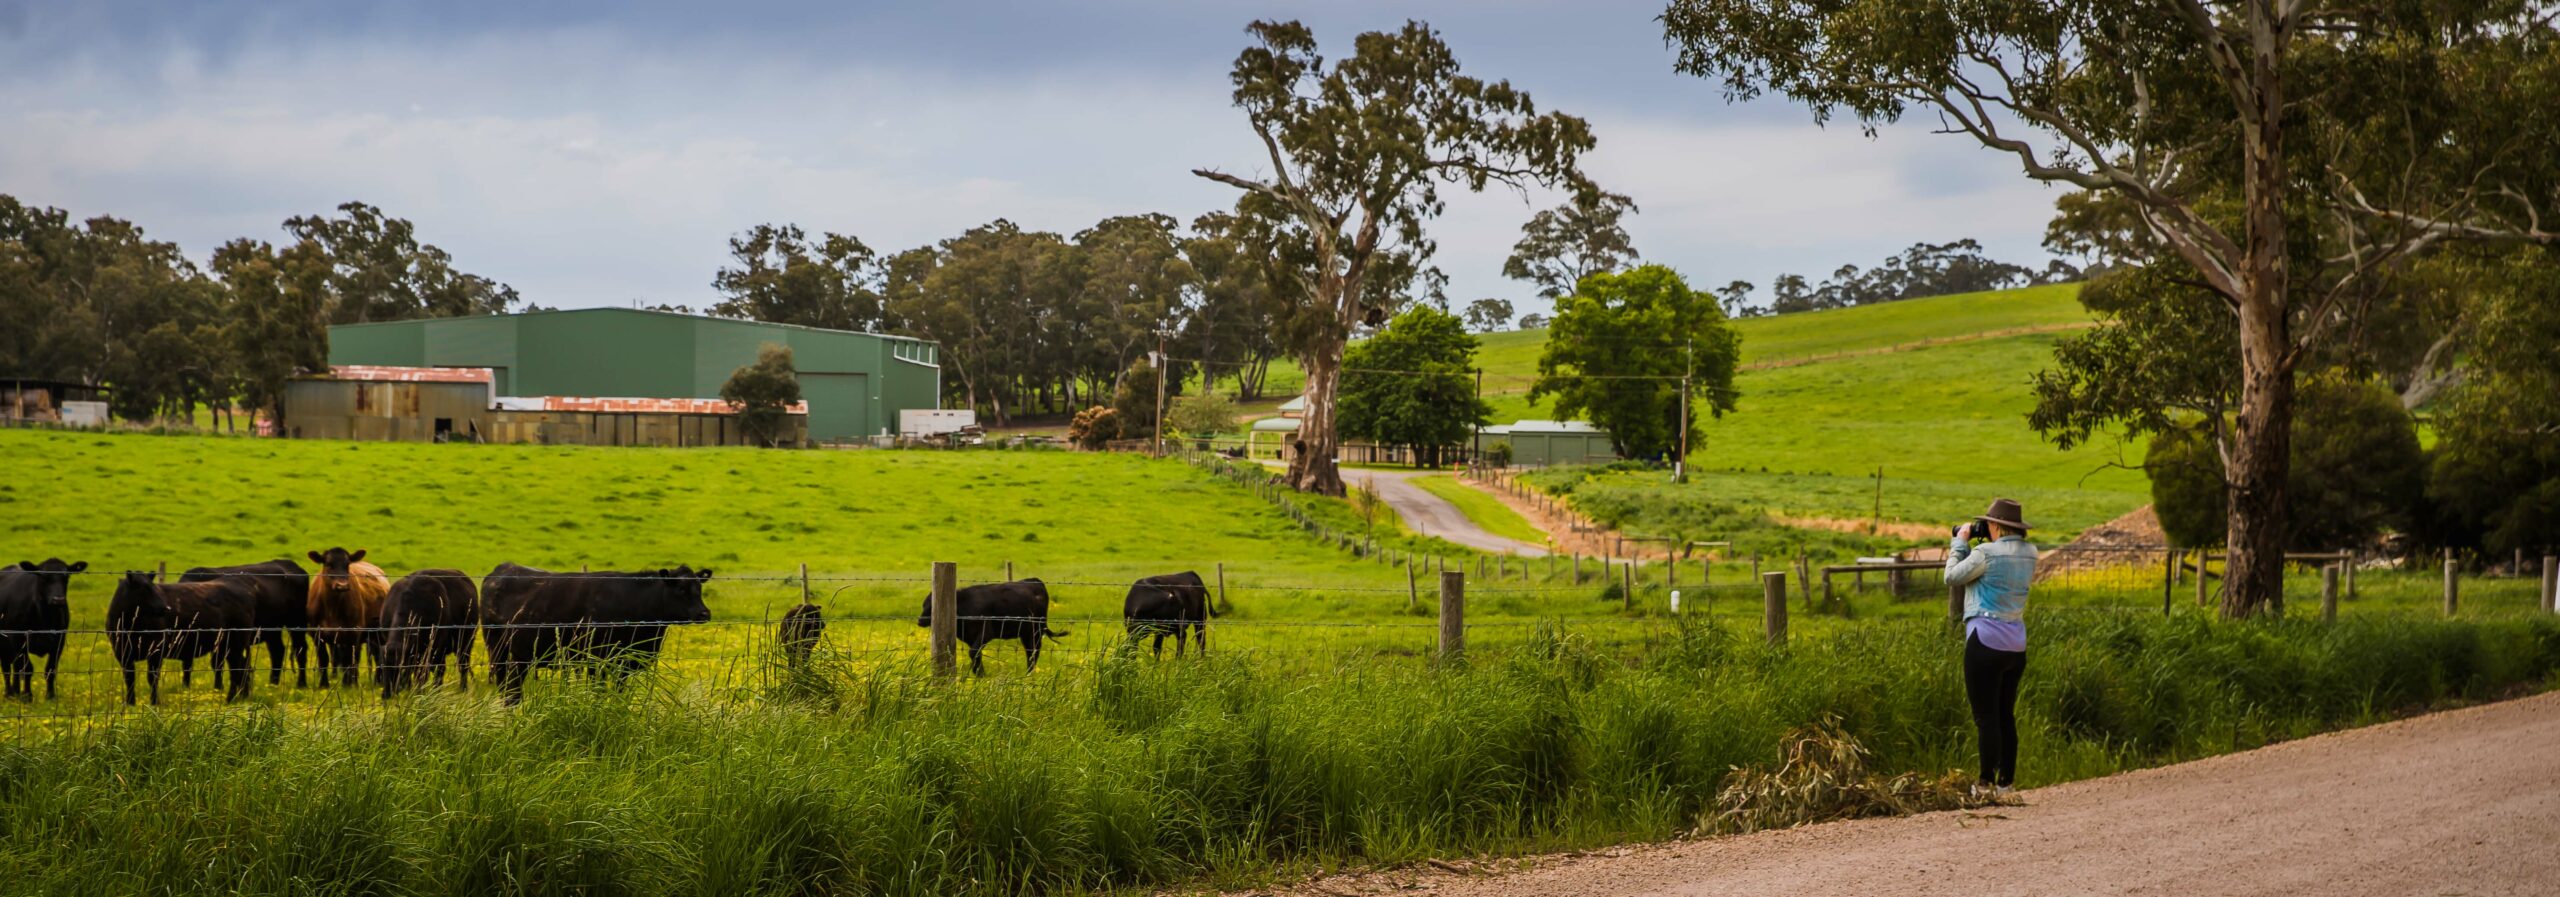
[798,372,870,442]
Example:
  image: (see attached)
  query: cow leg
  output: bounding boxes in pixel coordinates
[1194,622,1209,656]
[228,637,252,703]
[968,643,985,676]
[456,633,473,691]
[41,650,59,700]
[121,660,137,706]
[264,630,285,686]
[1023,635,1041,673]
[213,656,225,691]
[180,655,194,688]
[291,629,310,688]
[146,657,164,706]
[1174,627,1188,658]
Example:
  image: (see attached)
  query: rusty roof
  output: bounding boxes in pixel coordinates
[325,365,496,384]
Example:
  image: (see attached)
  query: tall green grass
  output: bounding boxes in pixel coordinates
[0,612,2548,896]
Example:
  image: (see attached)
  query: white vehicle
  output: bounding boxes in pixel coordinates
[900,408,978,439]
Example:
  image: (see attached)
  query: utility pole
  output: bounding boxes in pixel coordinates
[1151,336,1167,458]
[1472,367,1485,465]
[1676,338,1693,483]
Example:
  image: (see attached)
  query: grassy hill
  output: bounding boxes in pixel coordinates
[1255,284,2143,539]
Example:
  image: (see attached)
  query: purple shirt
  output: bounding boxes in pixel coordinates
[1967,616,2026,653]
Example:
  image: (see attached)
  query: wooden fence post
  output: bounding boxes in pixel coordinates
[1406,557,1418,611]
[1572,553,1582,584]
[1438,571,1465,665]
[2195,553,2210,607]
[1622,561,1634,611]
[1762,572,1788,646]
[2543,555,2557,614]
[799,562,811,606]
[2161,549,2176,617]
[2321,564,2340,624]
[1005,560,1014,582]
[1215,562,1228,614]
[2443,549,2459,617]
[2345,549,2358,598]
[1820,568,1834,615]
[930,561,958,679]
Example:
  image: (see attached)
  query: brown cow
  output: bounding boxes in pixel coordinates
[305,547,391,688]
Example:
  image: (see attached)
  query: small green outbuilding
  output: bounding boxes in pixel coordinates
[326,308,941,443]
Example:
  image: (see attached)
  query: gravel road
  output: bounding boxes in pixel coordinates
[1337,467,1549,557]
[1247,690,2560,897]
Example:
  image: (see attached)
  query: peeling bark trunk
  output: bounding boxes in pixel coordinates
[1288,338,1347,497]
[2221,4,2292,620]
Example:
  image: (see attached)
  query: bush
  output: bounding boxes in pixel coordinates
[2146,375,2422,549]
[720,343,803,448]
[1164,392,1239,438]
[1067,406,1120,450]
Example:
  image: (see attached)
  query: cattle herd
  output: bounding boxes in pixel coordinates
[0,554,1223,708]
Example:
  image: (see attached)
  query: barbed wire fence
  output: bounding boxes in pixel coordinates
[4,546,2551,740]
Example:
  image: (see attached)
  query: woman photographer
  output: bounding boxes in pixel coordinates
[1944,498,2036,799]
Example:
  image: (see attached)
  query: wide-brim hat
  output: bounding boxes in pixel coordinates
[1975,498,2030,531]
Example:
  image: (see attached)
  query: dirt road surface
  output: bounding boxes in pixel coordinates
[1338,468,1549,557]
[1248,691,2560,897]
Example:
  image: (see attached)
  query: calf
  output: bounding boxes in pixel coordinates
[305,548,391,688]
[379,569,479,698]
[0,559,86,700]
[1122,571,1217,659]
[778,602,823,669]
[180,559,311,688]
[107,571,258,705]
[915,578,1070,675]
[479,563,714,704]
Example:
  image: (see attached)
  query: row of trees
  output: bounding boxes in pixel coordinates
[1756,239,2078,316]
[0,197,516,425]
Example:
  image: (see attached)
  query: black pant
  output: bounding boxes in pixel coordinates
[1964,633,2027,786]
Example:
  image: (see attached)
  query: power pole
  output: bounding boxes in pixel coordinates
[1472,367,1485,465]
[1676,338,1693,483]
[1151,336,1168,458]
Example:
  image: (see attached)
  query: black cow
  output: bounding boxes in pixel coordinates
[179,559,311,689]
[107,571,259,705]
[380,569,479,698]
[777,602,823,669]
[479,563,714,703]
[1122,571,1218,658]
[915,578,1069,675]
[0,559,86,700]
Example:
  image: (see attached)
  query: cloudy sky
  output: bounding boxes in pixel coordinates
[0,0,2068,317]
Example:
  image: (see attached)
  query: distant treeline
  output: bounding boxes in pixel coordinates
[1738,238,2081,317]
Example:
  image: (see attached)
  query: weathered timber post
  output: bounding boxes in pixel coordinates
[1622,561,1635,611]
[1947,575,1966,630]
[2444,549,2459,617]
[2543,555,2557,614]
[1572,553,1582,583]
[1005,560,1014,582]
[1762,572,1788,646]
[930,561,958,679]
[2321,564,2340,624]
[2196,553,2210,607]
[1406,557,1418,611]
[2162,549,2177,617]
[1438,571,1465,665]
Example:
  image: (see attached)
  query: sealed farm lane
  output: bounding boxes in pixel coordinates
[1254,691,2560,897]
[1338,468,1550,557]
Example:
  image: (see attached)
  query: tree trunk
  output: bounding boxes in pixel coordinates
[2221,7,2292,620]
[1288,339,1347,496]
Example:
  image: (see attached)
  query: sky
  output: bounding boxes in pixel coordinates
[0,0,2070,318]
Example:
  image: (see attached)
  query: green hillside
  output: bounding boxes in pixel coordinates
[1262,283,2142,538]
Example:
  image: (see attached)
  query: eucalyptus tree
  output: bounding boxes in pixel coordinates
[710,223,884,331]
[1667,0,2559,616]
[1194,19,1598,495]
[1503,190,1640,300]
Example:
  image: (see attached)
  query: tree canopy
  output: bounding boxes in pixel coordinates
[720,342,803,448]
[1530,264,1740,461]
[711,224,885,332]
[1338,305,1490,467]
[1502,191,1639,300]
[1194,18,1597,495]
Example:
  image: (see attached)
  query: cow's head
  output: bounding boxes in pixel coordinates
[655,566,713,624]
[13,558,88,607]
[109,570,169,627]
[307,547,366,597]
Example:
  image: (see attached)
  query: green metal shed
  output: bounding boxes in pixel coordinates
[327,309,940,442]
[1480,419,1619,467]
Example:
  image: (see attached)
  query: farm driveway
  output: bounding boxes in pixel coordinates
[1337,468,1550,557]
[1241,690,2560,897]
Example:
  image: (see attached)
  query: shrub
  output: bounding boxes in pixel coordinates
[2146,376,2422,549]
[1164,392,1239,438]
[1067,406,1120,450]
[721,343,803,448]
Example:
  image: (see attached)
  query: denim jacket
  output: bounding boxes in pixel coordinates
[1946,534,2036,622]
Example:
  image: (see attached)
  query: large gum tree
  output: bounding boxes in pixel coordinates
[1195,19,1597,496]
[1665,0,2558,616]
